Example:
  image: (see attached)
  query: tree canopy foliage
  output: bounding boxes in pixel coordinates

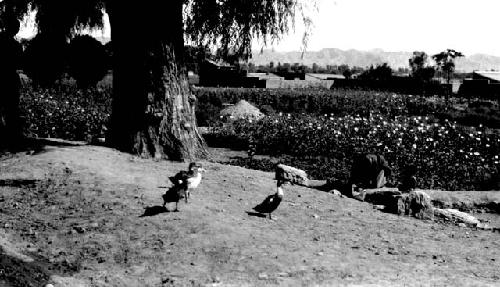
[1,0,105,36]
[359,63,393,81]
[409,51,435,82]
[409,51,427,72]
[432,49,464,83]
[1,0,311,60]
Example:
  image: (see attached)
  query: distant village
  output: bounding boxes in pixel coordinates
[185,47,500,99]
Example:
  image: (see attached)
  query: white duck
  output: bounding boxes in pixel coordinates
[169,162,206,202]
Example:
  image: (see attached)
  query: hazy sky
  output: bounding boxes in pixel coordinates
[261,0,500,57]
[17,0,500,57]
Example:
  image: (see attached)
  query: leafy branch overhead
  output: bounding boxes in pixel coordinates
[0,0,105,36]
[1,0,313,60]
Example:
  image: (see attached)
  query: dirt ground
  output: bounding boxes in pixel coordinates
[0,140,499,287]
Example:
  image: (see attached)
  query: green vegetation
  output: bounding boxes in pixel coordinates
[20,84,111,142]
[409,51,435,83]
[195,87,500,128]
[208,113,499,191]
[198,88,499,191]
[17,84,499,191]
[432,49,464,84]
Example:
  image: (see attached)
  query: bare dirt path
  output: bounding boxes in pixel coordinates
[0,141,499,286]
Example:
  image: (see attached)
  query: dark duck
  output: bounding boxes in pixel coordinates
[162,182,187,212]
[252,180,286,219]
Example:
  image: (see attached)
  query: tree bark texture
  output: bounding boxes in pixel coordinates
[107,1,208,161]
[0,29,23,150]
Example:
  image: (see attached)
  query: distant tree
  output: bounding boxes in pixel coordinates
[351,66,365,75]
[432,49,464,84]
[268,61,276,73]
[409,51,435,82]
[409,51,427,72]
[312,62,318,73]
[281,63,291,73]
[360,63,393,81]
[338,64,350,76]
[326,64,335,74]
[342,68,352,79]
[256,64,267,72]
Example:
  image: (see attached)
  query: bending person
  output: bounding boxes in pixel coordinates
[349,153,392,190]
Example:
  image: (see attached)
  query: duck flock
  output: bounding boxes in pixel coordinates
[162,162,286,219]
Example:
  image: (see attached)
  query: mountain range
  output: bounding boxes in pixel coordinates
[249,48,500,73]
[93,35,500,73]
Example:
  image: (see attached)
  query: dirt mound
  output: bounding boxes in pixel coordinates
[220,100,264,121]
[0,141,499,286]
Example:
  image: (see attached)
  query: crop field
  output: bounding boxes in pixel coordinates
[195,87,500,128]
[208,112,499,191]
[200,88,500,191]
[20,84,111,142]
[18,85,500,191]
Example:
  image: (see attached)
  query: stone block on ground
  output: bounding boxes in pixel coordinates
[328,189,342,196]
[433,208,480,226]
[275,164,309,186]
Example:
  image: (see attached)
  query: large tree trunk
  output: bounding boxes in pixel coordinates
[106,1,208,161]
[0,26,23,151]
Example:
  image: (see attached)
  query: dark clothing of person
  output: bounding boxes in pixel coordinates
[400,175,417,192]
[0,32,23,148]
[349,154,392,189]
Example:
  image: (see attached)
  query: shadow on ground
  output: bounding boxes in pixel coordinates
[140,206,169,217]
[0,138,85,157]
[0,248,71,287]
[0,179,39,188]
[245,211,268,218]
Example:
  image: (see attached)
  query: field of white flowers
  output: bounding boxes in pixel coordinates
[205,95,499,191]
[18,84,500,191]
